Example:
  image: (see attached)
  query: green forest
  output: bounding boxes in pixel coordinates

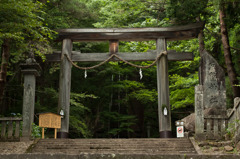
[0,0,240,138]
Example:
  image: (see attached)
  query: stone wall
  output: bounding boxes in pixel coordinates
[228,97,240,143]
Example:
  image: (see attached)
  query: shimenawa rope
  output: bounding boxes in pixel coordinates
[64,51,167,70]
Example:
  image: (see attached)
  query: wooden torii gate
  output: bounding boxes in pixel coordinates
[47,22,204,138]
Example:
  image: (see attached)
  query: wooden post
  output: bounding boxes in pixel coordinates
[58,39,72,138]
[54,128,57,139]
[42,128,44,139]
[156,38,172,138]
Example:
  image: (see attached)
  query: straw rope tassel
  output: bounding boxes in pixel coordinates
[139,68,143,80]
[84,69,87,78]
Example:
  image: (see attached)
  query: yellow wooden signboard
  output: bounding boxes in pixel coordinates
[39,113,61,139]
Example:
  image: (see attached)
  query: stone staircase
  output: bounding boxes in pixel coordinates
[30,138,197,155]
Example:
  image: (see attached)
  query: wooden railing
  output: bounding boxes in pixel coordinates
[0,117,22,141]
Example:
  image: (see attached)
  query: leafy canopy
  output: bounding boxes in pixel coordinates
[0,0,55,57]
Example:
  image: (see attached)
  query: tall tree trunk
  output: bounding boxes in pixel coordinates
[196,17,205,85]
[219,6,240,97]
[196,17,205,57]
[0,39,10,113]
[198,29,205,57]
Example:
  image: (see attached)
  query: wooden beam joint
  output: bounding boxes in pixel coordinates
[109,40,119,54]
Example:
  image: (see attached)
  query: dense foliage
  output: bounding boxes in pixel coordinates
[0,0,239,138]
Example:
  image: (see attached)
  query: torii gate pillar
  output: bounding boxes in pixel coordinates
[156,38,172,138]
[57,39,72,138]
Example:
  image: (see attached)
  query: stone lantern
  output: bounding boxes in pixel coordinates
[20,54,41,140]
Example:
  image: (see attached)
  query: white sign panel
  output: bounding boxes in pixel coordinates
[176,126,184,138]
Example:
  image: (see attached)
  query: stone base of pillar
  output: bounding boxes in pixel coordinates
[160,131,172,138]
[195,133,206,141]
[57,132,68,138]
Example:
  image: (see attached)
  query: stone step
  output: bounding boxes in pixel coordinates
[31,138,197,155]
[36,142,191,145]
[34,145,195,150]
[34,143,193,149]
[34,143,194,148]
[32,149,196,154]
[34,146,194,150]
[38,138,189,142]
[2,154,240,159]
[34,141,193,145]
[37,139,192,144]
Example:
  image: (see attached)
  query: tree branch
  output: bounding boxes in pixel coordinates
[204,27,240,52]
[230,47,240,51]
[204,26,221,40]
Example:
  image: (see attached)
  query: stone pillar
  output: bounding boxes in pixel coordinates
[194,85,205,140]
[21,60,41,140]
[57,39,72,138]
[156,38,172,138]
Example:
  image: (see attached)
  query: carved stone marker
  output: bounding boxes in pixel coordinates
[195,51,227,140]
[200,50,226,110]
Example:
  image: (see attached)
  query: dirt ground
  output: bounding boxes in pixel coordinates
[190,137,240,155]
[0,141,33,154]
